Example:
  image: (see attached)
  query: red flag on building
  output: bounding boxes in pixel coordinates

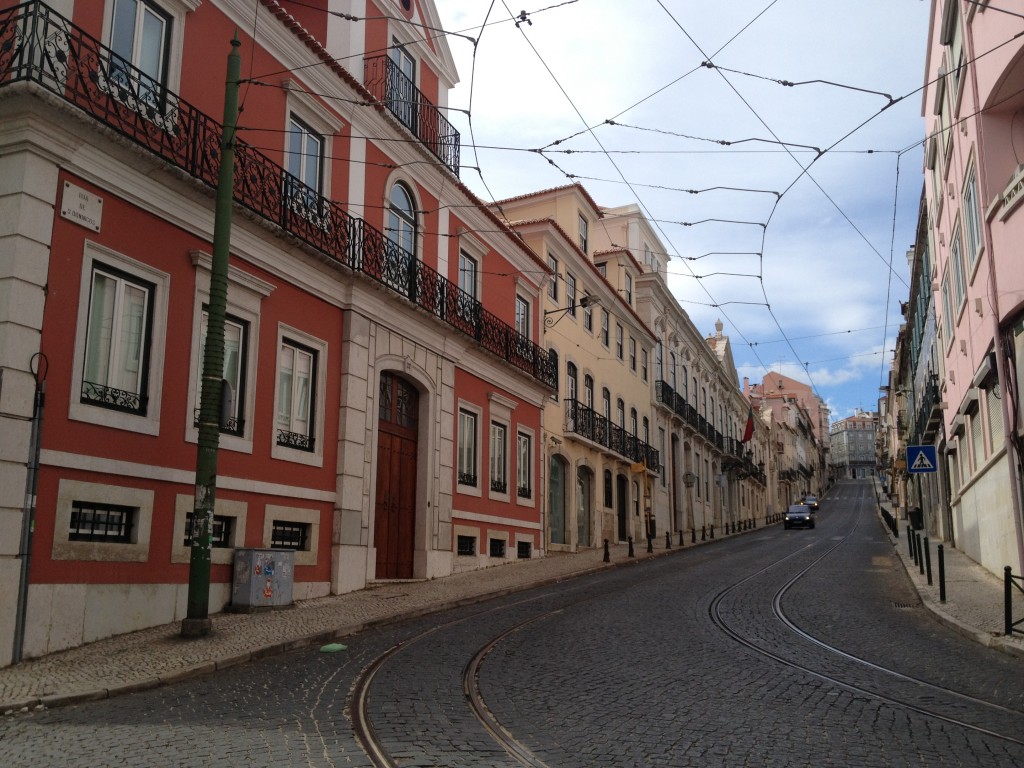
[741,405,754,443]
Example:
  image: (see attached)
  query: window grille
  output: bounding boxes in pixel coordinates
[69,501,135,542]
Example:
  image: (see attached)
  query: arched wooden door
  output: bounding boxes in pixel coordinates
[374,372,419,579]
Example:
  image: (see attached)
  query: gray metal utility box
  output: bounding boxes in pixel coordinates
[231,548,294,611]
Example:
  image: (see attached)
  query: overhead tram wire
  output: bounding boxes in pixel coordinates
[492,0,781,383]
[653,0,835,400]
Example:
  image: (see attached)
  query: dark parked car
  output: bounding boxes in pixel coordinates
[785,504,816,529]
[802,495,819,510]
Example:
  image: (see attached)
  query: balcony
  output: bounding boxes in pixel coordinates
[914,375,943,443]
[0,2,551,389]
[564,399,659,469]
[655,380,725,446]
[363,55,460,176]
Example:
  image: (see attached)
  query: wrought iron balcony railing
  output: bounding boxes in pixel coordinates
[0,2,551,388]
[914,375,943,443]
[363,54,460,176]
[655,380,727,447]
[565,399,659,469]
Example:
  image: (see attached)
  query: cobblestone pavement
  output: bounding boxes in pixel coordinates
[1,478,1021,717]
[3,484,1021,768]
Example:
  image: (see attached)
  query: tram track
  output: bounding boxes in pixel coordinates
[708,491,1024,747]
[350,486,1024,765]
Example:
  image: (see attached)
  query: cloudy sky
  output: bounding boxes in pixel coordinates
[433,0,932,421]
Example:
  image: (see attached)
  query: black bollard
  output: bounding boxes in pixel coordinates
[938,544,946,602]
[710,524,715,539]
[1005,567,1013,636]
[908,524,914,557]
[628,536,635,558]
[603,538,610,563]
[701,525,706,541]
[691,527,696,544]
[666,531,671,549]
[647,535,653,554]
[924,536,932,586]
[917,534,925,575]
[679,529,685,547]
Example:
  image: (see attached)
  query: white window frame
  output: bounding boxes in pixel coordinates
[516,428,535,505]
[457,404,481,495]
[950,226,966,308]
[489,420,509,498]
[616,323,624,361]
[70,241,169,435]
[515,294,530,338]
[962,164,982,271]
[547,255,559,300]
[601,310,610,347]
[387,180,418,258]
[272,324,327,467]
[186,250,273,453]
[566,272,577,316]
[101,0,197,121]
[458,250,479,299]
[578,213,589,253]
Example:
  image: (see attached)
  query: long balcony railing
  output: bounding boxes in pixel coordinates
[564,399,659,469]
[655,380,726,447]
[0,2,552,389]
[363,54,460,176]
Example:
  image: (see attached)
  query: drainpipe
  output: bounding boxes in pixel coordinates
[965,14,1024,571]
[13,353,47,664]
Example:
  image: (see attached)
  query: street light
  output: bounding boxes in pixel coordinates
[544,294,601,327]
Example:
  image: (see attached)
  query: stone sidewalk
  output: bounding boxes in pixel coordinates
[879,500,1024,661]
[2,501,1021,715]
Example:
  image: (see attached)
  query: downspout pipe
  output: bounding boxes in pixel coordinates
[13,353,47,665]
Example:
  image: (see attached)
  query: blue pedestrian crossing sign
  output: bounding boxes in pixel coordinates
[906,445,938,474]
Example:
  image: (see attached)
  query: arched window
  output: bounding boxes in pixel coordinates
[566,362,578,402]
[670,352,677,389]
[617,398,625,428]
[584,374,594,409]
[602,388,611,420]
[387,182,416,257]
[630,408,638,435]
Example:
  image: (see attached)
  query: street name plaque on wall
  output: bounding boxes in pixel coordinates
[60,181,103,232]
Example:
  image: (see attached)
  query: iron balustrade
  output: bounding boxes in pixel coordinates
[914,374,942,443]
[655,380,727,446]
[277,429,315,452]
[565,399,659,468]
[363,54,460,176]
[0,2,553,389]
[80,380,146,414]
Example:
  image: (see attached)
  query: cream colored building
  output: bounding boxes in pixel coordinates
[493,187,660,550]
[592,203,770,538]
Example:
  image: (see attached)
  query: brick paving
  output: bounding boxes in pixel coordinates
[2,500,1021,715]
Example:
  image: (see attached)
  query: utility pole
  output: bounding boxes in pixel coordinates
[182,35,241,638]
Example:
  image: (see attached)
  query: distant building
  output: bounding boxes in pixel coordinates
[830,412,878,480]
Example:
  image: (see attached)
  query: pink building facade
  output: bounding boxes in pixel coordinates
[922,0,1024,574]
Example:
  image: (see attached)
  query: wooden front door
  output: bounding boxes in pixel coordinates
[374,372,419,579]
